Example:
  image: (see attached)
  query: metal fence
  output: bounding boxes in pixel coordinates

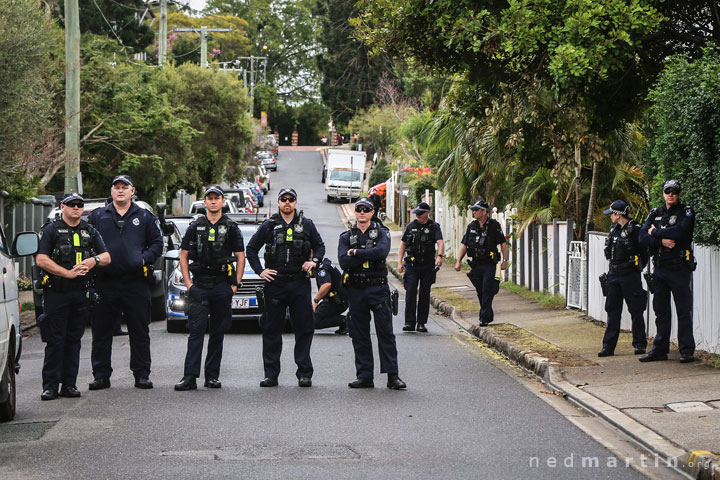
[1,198,56,277]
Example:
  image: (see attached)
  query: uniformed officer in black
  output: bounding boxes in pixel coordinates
[35,193,111,400]
[639,179,696,363]
[455,201,509,326]
[397,202,444,332]
[87,175,163,390]
[598,200,648,357]
[339,197,406,390]
[175,186,245,391]
[312,258,349,335]
[246,188,325,387]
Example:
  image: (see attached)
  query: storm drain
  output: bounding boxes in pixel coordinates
[0,421,56,443]
[666,401,715,413]
[160,444,360,461]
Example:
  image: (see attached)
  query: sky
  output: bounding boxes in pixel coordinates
[187,0,207,11]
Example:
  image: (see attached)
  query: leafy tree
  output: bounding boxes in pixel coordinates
[368,158,391,187]
[647,47,720,246]
[0,0,63,201]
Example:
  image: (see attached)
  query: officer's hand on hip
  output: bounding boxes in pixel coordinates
[302,261,316,273]
[260,268,277,282]
[398,263,405,274]
[661,238,676,248]
[231,284,238,294]
[500,260,508,270]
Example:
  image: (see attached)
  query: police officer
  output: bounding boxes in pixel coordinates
[35,193,111,400]
[87,175,163,390]
[454,201,508,326]
[339,197,406,390]
[312,258,349,335]
[246,188,325,387]
[598,200,648,357]
[397,202,444,332]
[175,186,245,391]
[639,180,696,363]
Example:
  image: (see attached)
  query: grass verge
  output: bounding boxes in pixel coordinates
[500,282,565,309]
[21,302,35,312]
[432,288,480,312]
[383,220,401,231]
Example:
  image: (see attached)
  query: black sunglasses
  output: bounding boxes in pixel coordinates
[663,188,679,195]
[279,197,296,203]
[355,207,372,213]
[66,202,84,208]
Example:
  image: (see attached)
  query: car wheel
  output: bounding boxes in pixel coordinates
[167,319,188,333]
[327,195,333,202]
[151,296,166,321]
[0,345,17,422]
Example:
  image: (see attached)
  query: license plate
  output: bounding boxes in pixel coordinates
[232,297,255,309]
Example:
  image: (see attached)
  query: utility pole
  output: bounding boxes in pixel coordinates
[236,56,267,116]
[158,0,167,66]
[173,26,232,68]
[64,0,81,193]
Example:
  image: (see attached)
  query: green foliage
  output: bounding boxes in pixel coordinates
[408,175,435,206]
[0,0,63,199]
[647,47,720,246]
[368,159,392,187]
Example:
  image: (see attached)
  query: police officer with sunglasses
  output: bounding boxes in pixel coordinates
[339,198,406,390]
[246,188,325,387]
[639,179,696,363]
[35,193,111,400]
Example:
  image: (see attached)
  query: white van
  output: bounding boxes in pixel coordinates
[0,227,38,421]
[324,149,366,202]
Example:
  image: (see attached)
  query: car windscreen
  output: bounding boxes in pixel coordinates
[329,169,362,182]
[239,226,264,257]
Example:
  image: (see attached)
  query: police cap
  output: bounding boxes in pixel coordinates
[204,185,224,197]
[603,200,629,216]
[663,179,681,194]
[412,202,431,214]
[355,197,374,210]
[61,192,85,205]
[278,188,297,200]
[112,174,134,187]
[469,200,490,211]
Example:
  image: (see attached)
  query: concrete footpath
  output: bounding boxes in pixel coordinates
[339,204,720,480]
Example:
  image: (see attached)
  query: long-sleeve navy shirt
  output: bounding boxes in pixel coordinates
[338,222,391,271]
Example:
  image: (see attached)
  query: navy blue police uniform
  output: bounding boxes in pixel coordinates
[639,188,695,360]
[181,214,244,381]
[88,200,163,386]
[338,218,401,385]
[37,213,107,396]
[401,218,443,330]
[246,209,325,383]
[313,258,349,333]
[462,217,506,325]
[600,202,648,356]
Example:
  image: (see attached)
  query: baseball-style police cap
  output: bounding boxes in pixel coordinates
[603,200,629,216]
[204,185,224,197]
[663,179,681,194]
[413,202,431,214]
[278,188,297,200]
[61,192,85,205]
[112,174,134,186]
[469,200,490,211]
[355,197,374,210]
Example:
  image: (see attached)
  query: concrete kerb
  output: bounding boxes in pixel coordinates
[386,263,720,480]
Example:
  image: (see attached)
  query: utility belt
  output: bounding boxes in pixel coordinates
[343,272,387,288]
[469,249,498,265]
[193,275,230,289]
[96,270,144,282]
[405,254,435,266]
[653,250,696,271]
[43,275,92,292]
[273,271,306,284]
[608,257,641,274]
[325,291,348,306]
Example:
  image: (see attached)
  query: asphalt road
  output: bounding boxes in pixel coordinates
[1,150,651,479]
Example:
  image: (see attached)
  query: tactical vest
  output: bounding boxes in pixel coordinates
[405,220,436,265]
[264,211,312,270]
[345,222,387,284]
[43,218,96,289]
[466,219,499,263]
[647,204,694,267]
[187,215,236,278]
[605,221,642,271]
